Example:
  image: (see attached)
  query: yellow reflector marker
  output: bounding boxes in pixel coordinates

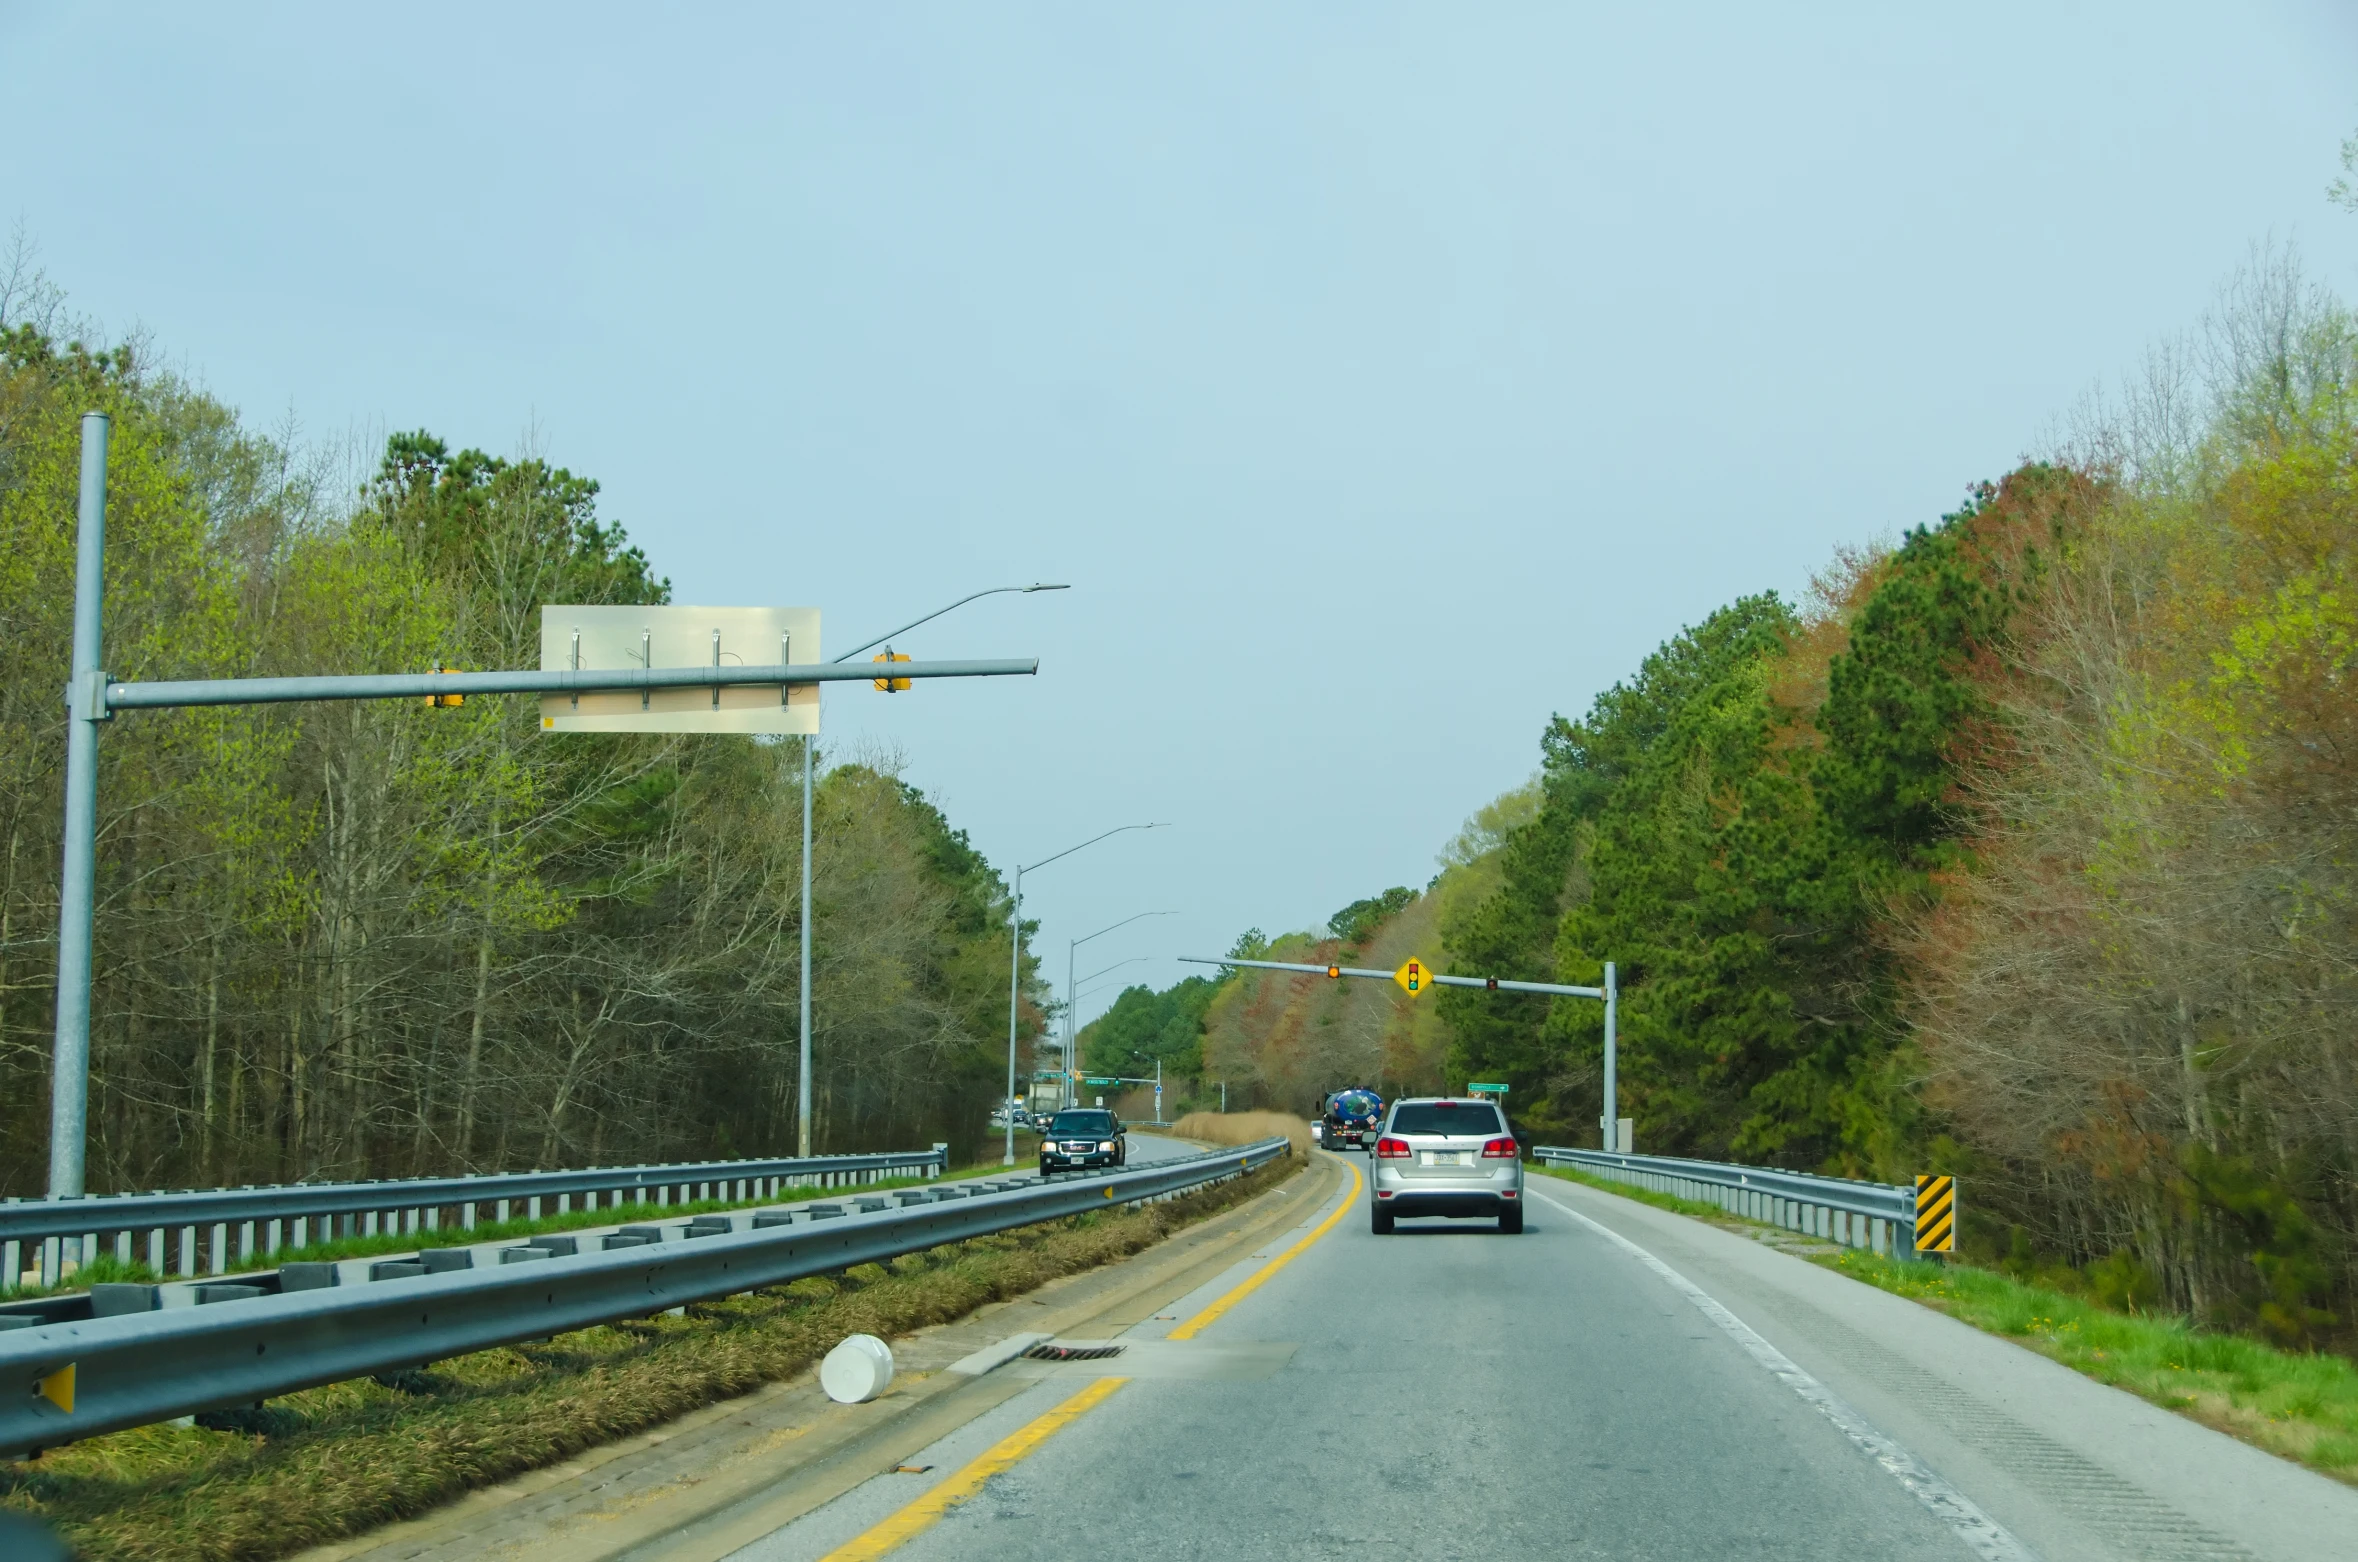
[37,1363,74,1414]
[818,1376,1128,1561]
[1914,1175,1956,1253]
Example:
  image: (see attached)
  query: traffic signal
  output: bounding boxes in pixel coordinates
[423,664,465,708]
[1326,964,1342,979]
[872,648,912,692]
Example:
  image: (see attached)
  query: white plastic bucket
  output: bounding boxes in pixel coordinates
[820,1333,896,1404]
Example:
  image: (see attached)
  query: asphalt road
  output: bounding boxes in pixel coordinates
[737,1155,1983,1561]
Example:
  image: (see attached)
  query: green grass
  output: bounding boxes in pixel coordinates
[1822,1247,2358,1484]
[4,1153,1036,1303]
[1536,1160,2358,1486]
[0,1155,1296,1562]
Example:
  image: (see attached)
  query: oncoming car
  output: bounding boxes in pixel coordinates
[1038,1108,1126,1176]
[1369,1096,1524,1234]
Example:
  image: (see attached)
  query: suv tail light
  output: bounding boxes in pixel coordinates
[1481,1136,1518,1159]
[1375,1137,1411,1158]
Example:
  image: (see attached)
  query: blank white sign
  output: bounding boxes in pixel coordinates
[537,605,820,735]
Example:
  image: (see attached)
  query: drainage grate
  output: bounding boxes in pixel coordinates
[1023,1342,1127,1361]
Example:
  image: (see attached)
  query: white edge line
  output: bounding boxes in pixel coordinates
[1529,1184,2041,1562]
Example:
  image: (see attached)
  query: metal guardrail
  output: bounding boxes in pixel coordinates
[0,1136,1292,1458]
[1532,1147,1917,1256]
[2,1147,951,1292]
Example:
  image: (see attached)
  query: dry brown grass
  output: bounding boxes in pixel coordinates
[1163,1111,1312,1158]
[0,1164,1294,1562]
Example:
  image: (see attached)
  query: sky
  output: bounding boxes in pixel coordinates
[4,3,2357,1029]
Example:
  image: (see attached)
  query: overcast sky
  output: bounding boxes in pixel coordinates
[5,3,2356,1026]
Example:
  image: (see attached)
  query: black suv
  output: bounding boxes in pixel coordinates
[1039,1108,1127,1176]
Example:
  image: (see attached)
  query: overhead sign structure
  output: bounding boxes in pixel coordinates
[538,605,820,735]
[1394,957,1432,995]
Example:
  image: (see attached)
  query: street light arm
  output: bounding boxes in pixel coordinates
[833,584,1070,664]
[1072,909,1176,951]
[1022,821,1168,876]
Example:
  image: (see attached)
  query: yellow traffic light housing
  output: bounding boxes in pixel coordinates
[873,648,912,692]
[424,664,465,708]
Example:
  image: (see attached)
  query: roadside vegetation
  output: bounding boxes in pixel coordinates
[1162,1110,1312,1158]
[0,1158,1294,1562]
[0,242,1055,1196]
[1098,170,2358,1359]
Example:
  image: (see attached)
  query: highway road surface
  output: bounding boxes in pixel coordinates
[722,1150,2357,1562]
[305,1145,2357,1562]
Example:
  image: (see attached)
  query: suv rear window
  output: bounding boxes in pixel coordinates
[1388,1102,1503,1136]
[1049,1111,1116,1135]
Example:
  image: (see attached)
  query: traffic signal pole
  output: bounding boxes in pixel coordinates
[42,426,1039,1208]
[1180,954,1621,1150]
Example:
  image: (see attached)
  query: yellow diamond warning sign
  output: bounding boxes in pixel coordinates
[1395,957,1434,995]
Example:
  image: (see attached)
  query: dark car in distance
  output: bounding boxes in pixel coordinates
[1039,1108,1127,1176]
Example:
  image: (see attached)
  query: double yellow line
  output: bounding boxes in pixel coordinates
[819,1157,1361,1561]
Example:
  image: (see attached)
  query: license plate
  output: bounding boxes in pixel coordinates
[1420,1151,1470,1167]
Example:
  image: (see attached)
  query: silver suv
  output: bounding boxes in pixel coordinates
[1369,1096,1524,1234]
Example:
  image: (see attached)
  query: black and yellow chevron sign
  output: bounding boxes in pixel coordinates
[1914,1175,1956,1253]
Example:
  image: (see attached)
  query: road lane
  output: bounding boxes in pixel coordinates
[736,1151,1976,1561]
[1117,1131,1201,1164]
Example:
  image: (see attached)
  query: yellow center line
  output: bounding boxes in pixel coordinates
[817,1151,1355,1561]
[818,1376,1130,1561]
[1168,1152,1359,1340]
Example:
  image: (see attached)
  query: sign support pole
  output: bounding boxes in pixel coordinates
[1602,961,1618,1153]
[798,737,815,1158]
[48,412,109,1208]
[38,568,1032,1200]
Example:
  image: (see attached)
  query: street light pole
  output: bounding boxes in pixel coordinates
[1003,823,1167,1164]
[807,584,1067,1160]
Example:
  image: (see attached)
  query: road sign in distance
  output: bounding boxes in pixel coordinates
[538,605,819,735]
[1467,1082,1508,1095]
[1085,1077,1118,1086]
[1395,958,1432,995]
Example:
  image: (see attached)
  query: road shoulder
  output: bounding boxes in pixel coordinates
[288,1154,1332,1562]
[1528,1176,2358,1562]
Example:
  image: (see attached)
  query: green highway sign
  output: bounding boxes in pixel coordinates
[1467,1082,1509,1095]
[1085,1077,1118,1086]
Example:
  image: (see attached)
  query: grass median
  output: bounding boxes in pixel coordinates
[1535,1162,2358,1487]
[0,1156,1296,1562]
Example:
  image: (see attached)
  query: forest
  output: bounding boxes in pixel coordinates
[0,265,1048,1195]
[1089,249,2358,1346]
